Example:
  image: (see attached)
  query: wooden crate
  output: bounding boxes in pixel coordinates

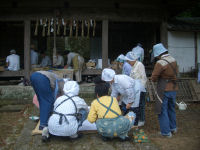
[53,69,74,80]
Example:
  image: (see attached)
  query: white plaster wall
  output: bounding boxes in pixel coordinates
[168,31,195,73]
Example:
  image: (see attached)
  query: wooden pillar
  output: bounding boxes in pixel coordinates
[194,32,198,69]
[102,20,108,69]
[24,20,31,80]
[160,22,168,48]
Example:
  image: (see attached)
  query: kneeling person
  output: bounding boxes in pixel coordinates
[47,81,88,139]
[87,77,133,141]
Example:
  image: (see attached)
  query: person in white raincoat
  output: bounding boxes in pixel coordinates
[101,68,145,126]
[125,51,147,126]
[132,43,144,62]
[47,81,88,139]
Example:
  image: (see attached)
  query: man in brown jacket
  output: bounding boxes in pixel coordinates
[151,43,178,138]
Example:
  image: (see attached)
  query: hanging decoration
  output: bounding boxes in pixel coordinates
[93,20,96,37]
[76,20,79,38]
[63,19,67,36]
[34,19,39,36]
[47,18,51,36]
[81,20,84,37]
[33,18,97,38]
[87,20,90,38]
[69,19,73,37]
[50,18,54,33]
[42,19,47,37]
[57,18,62,35]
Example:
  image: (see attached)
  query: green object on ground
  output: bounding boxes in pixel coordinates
[133,129,150,143]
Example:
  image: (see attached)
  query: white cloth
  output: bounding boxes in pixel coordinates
[132,46,144,62]
[111,75,144,108]
[101,68,116,82]
[130,61,147,90]
[54,55,64,67]
[31,50,39,65]
[48,94,88,136]
[6,54,20,71]
[40,56,51,67]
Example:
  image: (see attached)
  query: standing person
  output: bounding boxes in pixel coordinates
[132,43,144,62]
[122,52,132,76]
[40,52,52,67]
[53,51,64,68]
[31,44,39,65]
[125,51,147,126]
[116,54,125,74]
[64,50,85,82]
[87,76,134,141]
[151,43,178,138]
[101,68,145,126]
[6,49,20,71]
[30,71,67,131]
[46,81,88,140]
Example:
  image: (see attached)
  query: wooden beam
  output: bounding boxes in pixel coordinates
[0,70,24,77]
[24,20,31,79]
[82,69,102,75]
[160,21,168,48]
[102,20,108,69]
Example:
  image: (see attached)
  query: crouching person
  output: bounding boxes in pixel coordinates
[44,81,88,141]
[87,77,134,141]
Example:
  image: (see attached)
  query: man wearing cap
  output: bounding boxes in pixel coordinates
[101,68,145,126]
[125,51,147,127]
[151,43,178,138]
[6,49,20,71]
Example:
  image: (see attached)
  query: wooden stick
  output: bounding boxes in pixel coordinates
[31,120,42,136]
[151,82,163,103]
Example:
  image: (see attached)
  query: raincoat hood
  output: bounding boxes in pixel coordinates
[63,81,79,96]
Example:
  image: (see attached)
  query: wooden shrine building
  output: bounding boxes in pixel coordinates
[0,0,197,80]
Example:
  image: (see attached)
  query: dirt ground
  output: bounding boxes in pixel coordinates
[0,102,200,150]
